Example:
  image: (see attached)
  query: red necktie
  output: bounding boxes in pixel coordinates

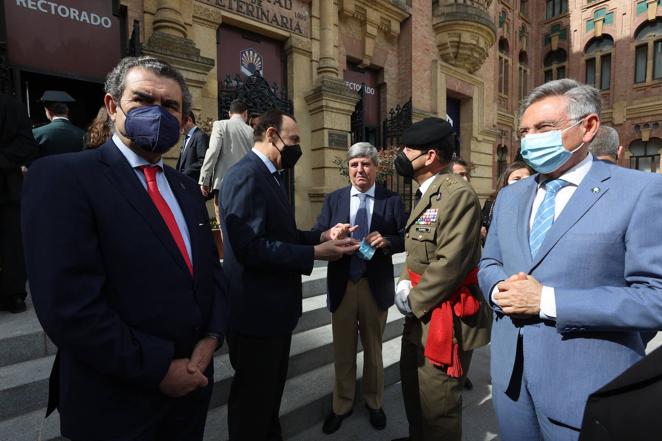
[139,165,193,275]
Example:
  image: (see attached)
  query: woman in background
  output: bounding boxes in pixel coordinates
[83,106,111,149]
[481,161,532,240]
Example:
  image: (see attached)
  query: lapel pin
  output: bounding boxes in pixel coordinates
[180,182,186,190]
[591,187,600,193]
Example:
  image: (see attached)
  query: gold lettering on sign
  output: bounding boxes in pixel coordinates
[200,0,310,36]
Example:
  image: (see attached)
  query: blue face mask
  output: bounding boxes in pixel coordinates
[119,104,181,153]
[520,119,585,174]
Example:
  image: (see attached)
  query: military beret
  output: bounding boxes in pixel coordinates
[402,117,455,150]
[40,90,75,103]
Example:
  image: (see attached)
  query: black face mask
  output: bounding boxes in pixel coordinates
[394,150,426,179]
[274,131,302,169]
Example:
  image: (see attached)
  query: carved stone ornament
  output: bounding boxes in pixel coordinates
[432,0,496,73]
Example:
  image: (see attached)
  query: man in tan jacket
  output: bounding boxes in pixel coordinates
[199,99,254,225]
[391,117,491,441]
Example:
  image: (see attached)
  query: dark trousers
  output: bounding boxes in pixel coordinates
[69,383,213,441]
[227,331,292,441]
[400,330,473,441]
[0,203,27,302]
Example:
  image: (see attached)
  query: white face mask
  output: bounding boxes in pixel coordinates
[520,119,584,174]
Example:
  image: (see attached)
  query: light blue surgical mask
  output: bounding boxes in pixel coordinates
[520,119,585,174]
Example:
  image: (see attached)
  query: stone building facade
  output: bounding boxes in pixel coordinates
[2,0,661,227]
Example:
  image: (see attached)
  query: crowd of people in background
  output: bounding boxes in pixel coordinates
[1,54,662,441]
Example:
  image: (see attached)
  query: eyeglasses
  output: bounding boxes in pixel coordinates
[516,115,587,140]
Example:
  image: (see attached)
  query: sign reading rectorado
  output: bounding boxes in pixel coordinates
[200,0,310,36]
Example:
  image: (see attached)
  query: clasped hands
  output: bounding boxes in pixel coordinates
[158,336,218,398]
[493,272,543,317]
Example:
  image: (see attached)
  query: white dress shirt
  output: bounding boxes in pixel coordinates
[113,134,192,262]
[417,173,439,199]
[349,184,376,232]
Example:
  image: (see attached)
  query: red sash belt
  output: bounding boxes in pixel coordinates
[407,267,480,378]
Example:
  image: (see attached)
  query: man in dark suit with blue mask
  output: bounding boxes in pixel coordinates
[220,109,359,441]
[22,56,227,441]
[313,142,405,434]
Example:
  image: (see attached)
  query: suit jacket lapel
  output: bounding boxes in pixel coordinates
[339,187,351,224]
[530,160,611,269]
[164,167,200,284]
[99,142,192,277]
[516,177,538,266]
[248,152,296,224]
[370,185,386,232]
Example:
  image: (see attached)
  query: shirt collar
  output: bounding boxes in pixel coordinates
[112,134,164,170]
[351,184,376,198]
[418,173,439,196]
[185,126,197,138]
[252,147,277,174]
[537,152,594,189]
[52,116,69,121]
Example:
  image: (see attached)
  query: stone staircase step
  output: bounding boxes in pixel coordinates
[209,306,404,409]
[0,355,54,421]
[203,336,403,441]
[0,307,406,426]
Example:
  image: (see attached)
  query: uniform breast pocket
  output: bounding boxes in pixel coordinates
[409,226,437,262]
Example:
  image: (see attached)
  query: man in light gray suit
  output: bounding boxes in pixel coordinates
[199,99,254,226]
[479,79,662,441]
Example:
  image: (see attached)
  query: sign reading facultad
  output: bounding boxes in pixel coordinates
[200,0,310,37]
[14,0,113,28]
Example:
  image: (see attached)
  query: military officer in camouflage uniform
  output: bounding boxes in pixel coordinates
[391,117,491,441]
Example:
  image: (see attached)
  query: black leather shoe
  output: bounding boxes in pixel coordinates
[322,410,352,434]
[464,377,474,391]
[366,405,386,430]
[0,296,27,314]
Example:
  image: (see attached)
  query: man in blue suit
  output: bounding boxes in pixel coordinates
[313,142,405,434]
[220,109,358,441]
[22,56,227,441]
[479,79,662,441]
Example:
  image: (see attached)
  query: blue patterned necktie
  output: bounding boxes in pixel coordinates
[349,193,369,282]
[529,179,569,257]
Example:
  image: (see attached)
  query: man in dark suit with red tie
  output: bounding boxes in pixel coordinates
[21,56,227,441]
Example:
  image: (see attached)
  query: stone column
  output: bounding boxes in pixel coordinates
[142,0,215,166]
[152,0,187,38]
[303,0,358,222]
[317,0,339,78]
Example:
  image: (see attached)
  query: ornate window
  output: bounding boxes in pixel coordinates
[498,39,511,96]
[520,0,528,18]
[629,138,662,173]
[545,0,568,19]
[584,35,613,90]
[634,19,662,84]
[518,51,529,103]
[544,49,567,82]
